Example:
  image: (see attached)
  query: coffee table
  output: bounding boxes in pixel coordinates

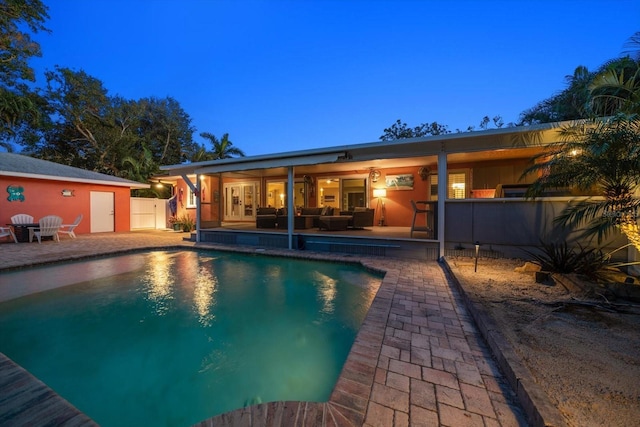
[318,215,350,231]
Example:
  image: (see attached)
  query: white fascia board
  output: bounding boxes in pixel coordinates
[0,171,150,189]
[193,152,348,175]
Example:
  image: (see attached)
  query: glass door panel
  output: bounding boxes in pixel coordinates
[224,182,257,221]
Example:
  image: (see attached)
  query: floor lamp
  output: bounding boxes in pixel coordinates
[373,188,387,226]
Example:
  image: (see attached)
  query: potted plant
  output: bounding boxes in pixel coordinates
[178,214,194,232]
[168,216,181,231]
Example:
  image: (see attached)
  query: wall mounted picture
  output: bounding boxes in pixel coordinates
[385,174,414,190]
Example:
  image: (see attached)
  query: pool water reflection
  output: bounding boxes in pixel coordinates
[0,250,381,427]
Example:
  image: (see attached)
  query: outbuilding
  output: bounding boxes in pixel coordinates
[0,152,148,235]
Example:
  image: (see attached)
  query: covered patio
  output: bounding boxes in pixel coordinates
[158,121,612,260]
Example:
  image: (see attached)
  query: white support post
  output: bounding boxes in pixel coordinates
[195,174,201,243]
[181,173,200,242]
[437,151,447,259]
[288,167,295,249]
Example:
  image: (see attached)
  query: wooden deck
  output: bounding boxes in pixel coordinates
[0,353,97,427]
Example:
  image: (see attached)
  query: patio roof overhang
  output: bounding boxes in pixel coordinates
[159,120,568,179]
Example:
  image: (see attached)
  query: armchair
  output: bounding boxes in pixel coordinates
[256,207,277,228]
[347,207,374,229]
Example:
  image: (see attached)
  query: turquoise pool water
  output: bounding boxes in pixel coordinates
[0,250,381,426]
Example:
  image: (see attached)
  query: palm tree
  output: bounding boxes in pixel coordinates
[589,32,640,116]
[189,143,216,163]
[524,114,640,251]
[199,132,245,160]
[589,57,640,116]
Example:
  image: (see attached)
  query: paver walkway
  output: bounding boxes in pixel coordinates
[0,231,527,426]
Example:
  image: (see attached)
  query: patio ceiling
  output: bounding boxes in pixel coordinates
[213,145,545,179]
[158,121,566,180]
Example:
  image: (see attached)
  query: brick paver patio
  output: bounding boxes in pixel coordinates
[0,231,528,426]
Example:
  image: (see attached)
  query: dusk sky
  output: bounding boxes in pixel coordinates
[32,0,639,156]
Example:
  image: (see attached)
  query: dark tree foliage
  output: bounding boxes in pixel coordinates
[0,0,49,150]
[380,119,451,141]
[24,67,197,181]
[0,0,49,87]
[520,32,640,124]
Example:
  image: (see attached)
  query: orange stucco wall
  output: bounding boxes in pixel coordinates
[1,177,132,234]
[376,166,431,227]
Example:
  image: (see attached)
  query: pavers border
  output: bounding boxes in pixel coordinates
[442,257,567,427]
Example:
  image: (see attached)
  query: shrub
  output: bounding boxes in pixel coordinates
[525,240,599,274]
[177,214,194,232]
[525,240,638,282]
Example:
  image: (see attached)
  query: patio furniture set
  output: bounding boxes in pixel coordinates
[2,214,83,244]
[256,206,375,231]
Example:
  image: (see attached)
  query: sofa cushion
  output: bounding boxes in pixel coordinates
[257,207,277,215]
[301,207,322,216]
[320,206,334,216]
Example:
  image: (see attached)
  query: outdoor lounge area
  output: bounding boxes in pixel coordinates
[8,213,83,243]
[255,206,375,231]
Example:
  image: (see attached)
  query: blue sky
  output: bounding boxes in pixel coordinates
[31,0,639,156]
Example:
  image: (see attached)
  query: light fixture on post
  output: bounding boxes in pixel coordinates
[373,188,387,226]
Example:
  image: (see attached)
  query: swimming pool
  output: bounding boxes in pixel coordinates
[0,250,381,426]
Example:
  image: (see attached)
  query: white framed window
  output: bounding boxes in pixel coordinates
[429,169,470,200]
[448,172,466,199]
[186,186,197,208]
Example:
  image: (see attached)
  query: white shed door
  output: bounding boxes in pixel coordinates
[90,191,115,232]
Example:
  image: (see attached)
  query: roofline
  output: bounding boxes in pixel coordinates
[159,120,577,175]
[0,171,150,189]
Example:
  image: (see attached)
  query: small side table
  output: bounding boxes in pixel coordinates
[8,223,39,243]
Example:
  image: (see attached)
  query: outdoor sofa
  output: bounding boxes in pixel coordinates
[276,207,335,229]
[256,207,278,228]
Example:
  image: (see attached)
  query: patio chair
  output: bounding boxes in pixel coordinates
[11,214,34,224]
[29,215,63,243]
[0,227,18,243]
[59,214,83,239]
[410,200,434,238]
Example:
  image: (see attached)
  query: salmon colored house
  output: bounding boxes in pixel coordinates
[157,121,634,263]
[0,153,148,236]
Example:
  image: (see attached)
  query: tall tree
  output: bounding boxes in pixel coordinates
[29,67,197,181]
[519,65,595,125]
[199,132,245,159]
[36,66,117,172]
[520,32,640,124]
[138,97,197,165]
[0,0,49,149]
[589,55,640,116]
[0,0,49,87]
